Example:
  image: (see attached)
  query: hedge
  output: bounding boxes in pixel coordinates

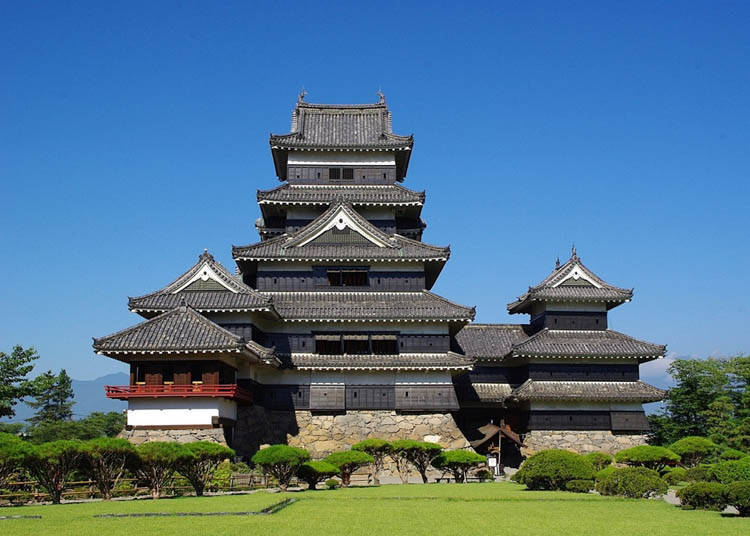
[565,479,594,493]
[512,450,595,491]
[596,466,667,498]
[677,482,727,511]
[708,458,750,484]
[724,481,750,516]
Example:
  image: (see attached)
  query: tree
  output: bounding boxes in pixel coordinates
[297,461,339,490]
[81,437,136,500]
[22,440,83,504]
[0,433,30,489]
[26,411,126,443]
[251,445,310,491]
[324,450,374,487]
[433,450,486,483]
[391,440,443,484]
[614,445,680,472]
[132,442,193,499]
[669,436,719,467]
[177,441,235,496]
[27,369,75,425]
[703,396,737,446]
[351,439,392,486]
[0,345,39,419]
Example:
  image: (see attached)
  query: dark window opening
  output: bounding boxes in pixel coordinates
[343,337,370,355]
[372,338,398,355]
[190,364,203,383]
[327,269,368,287]
[135,366,145,383]
[162,366,174,383]
[317,172,321,178]
[315,337,342,355]
[342,168,354,180]
[329,168,340,181]
[383,173,386,179]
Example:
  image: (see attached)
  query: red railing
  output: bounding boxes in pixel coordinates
[105,384,252,403]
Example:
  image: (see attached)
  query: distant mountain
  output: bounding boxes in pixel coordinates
[1,372,128,423]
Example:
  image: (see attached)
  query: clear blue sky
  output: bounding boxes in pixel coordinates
[1,1,748,388]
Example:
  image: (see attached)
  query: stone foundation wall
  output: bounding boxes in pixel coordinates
[119,427,229,446]
[521,430,649,456]
[233,407,470,459]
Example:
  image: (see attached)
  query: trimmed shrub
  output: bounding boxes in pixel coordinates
[596,466,668,498]
[22,439,84,504]
[133,442,193,499]
[251,445,309,491]
[391,440,443,484]
[475,469,493,482]
[720,448,748,461]
[178,442,235,496]
[614,445,680,471]
[565,479,594,493]
[325,478,339,490]
[724,481,750,516]
[324,450,374,487]
[662,466,688,485]
[669,437,719,467]
[583,452,613,471]
[433,450,486,483]
[677,482,727,511]
[512,450,595,491]
[684,465,713,482]
[595,465,615,482]
[708,458,750,484]
[80,437,136,500]
[351,439,392,486]
[297,461,339,490]
[0,432,29,489]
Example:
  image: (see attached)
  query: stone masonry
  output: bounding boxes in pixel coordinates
[521,430,648,456]
[120,427,229,446]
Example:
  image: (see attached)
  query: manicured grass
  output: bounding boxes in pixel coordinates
[1,482,747,535]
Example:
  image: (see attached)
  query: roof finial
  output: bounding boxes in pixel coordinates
[297,87,307,104]
[555,256,561,269]
[179,295,187,307]
[377,89,386,104]
[572,244,577,258]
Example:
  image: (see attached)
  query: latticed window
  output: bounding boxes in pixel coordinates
[327,269,368,286]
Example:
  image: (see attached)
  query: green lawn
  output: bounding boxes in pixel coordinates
[1,482,747,536]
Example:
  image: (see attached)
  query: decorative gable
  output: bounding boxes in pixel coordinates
[173,262,238,293]
[552,263,602,288]
[292,204,394,248]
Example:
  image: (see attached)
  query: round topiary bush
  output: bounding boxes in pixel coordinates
[614,445,680,471]
[676,482,727,511]
[475,469,493,482]
[583,452,613,471]
[708,458,750,484]
[669,437,719,467]
[325,478,339,490]
[724,480,750,516]
[719,448,748,461]
[297,461,339,490]
[595,466,668,498]
[511,450,595,491]
[565,479,594,493]
[251,445,310,491]
[662,466,688,485]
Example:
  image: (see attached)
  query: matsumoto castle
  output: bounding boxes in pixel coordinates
[94,92,666,464]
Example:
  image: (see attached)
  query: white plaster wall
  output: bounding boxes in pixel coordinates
[127,398,237,426]
[288,150,395,166]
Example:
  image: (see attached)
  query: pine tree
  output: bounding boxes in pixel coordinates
[27,369,75,425]
[0,345,39,418]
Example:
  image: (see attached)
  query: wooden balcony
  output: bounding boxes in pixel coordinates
[105,384,252,404]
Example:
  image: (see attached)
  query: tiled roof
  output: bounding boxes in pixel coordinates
[129,251,273,316]
[510,379,666,402]
[233,202,449,262]
[468,382,513,403]
[93,305,248,355]
[257,184,425,206]
[286,352,473,370]
[263,291,476,322]
[455,324,531,361]
[508,249,633,313]
[269,100,413,150]
[510,329,666,361]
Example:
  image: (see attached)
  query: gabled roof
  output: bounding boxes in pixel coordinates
[455,324,531,361]
[233,202,449,266]
[263,291,476,323]
[286,351,473,371]
[509,329,666,361]
[93,305,249,355]
[507,248,633,314]
[269,96,413,151]
[129,250,274,317]
[510,379,666,403]
[257,184,425,207]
